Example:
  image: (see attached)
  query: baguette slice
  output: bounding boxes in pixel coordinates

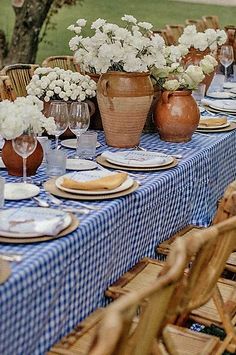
[61,172,128,191]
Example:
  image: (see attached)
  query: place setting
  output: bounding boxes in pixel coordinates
[196,115,236,133]
[201,98,236,116]
[96,150,178,172]
[0,207,79,243]
[44,169,139,201]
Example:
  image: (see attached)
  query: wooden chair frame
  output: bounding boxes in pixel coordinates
[0,63,39,97]
[42,56,80,72]
[202,16,220,30]
[0,75,16,101]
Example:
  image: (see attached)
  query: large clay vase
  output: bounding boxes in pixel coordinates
[97,71,154,148]
[2,140,43,176]
[154,90,200,142]
[183,47,218,93]
[42,99,95,138]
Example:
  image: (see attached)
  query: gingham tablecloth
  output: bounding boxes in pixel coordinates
[0,129,236,355]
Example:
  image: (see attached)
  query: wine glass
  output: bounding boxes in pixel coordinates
[49,102,69,149]
[69,102,90,158]
[219,45,234,82]
[12,128,37,183]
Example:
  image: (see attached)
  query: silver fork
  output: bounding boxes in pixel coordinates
[96,163,146,180]
[33,196,90,214]
[0,253,23,262]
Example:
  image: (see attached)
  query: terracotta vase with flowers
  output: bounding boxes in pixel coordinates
[152,40,219,142]
[68,14,166,147]
[26,67,97,138]
[0,96,56,176]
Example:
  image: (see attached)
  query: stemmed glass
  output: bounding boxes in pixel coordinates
[49,102,69,149]
[69,102,90,158]
[219,45,234,82]
[12,128,37,183]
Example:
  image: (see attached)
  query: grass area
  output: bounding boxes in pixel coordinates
[0,0,235,64]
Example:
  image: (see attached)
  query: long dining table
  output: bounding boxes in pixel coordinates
[0,126,236,355]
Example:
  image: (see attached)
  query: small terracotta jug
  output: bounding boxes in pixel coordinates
[154,90,200,142]
[2,140,43,176]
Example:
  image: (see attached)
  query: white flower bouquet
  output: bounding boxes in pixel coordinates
[178,25,227,51]
[27,67,97,103]
[152,44,218,91]
[0,96,56,140]
[68,15,166,74]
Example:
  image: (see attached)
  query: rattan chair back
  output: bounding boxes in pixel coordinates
[0,75,16,101]
[185,19,207,32]
[42,56,80,72]
[88,239,187,355]
[202,15,220,29]
[165,24,184,44]
[0,63,39,97]
[176,216,236,317]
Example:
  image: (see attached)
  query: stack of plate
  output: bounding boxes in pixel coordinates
[96,150,178,172]
[197,116,236,133]
[45,170,139,201]
[204,99,236,116]
[0,207,79,243]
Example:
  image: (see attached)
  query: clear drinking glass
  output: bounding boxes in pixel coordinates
[69,102,90,158]
[12,128,37,183]
[219,45,234,82]
[49,101,69,149]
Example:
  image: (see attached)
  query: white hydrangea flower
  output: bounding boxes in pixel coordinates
[121,15,137,24]
[76,19,87,27]
[26,67,96,102]
[138,21,153,30]
[0,96,56,139]
[163,79,180,91]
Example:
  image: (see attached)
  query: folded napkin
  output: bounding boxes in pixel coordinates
[0,259,11,284]
[61,172,128,191]
[101,151,166,167]
[199,116,227,127]
[0,216,65,236]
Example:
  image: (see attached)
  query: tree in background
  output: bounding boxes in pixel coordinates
[0,0,83,67]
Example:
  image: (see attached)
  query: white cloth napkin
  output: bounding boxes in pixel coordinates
[101,151,167,167]
[0,214,65,236]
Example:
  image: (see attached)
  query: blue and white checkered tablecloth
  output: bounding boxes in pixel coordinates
[1,129,236,355]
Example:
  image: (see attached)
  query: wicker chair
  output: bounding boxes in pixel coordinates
[42,56,80,72]
[0,63,39,97]
[0,75,16,101]
[202,15,220,30]
[106,216,236,354]
[157,179,236,273]
[185,19,207,32]
[165,24,184,44]
[48,229,226,355]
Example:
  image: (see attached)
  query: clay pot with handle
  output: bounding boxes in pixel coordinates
[97,71,153,148]
[154,90,200,142]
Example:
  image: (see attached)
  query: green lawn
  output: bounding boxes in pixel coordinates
[0,0,235,64]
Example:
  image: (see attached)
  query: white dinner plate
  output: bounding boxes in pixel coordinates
[0,207,71,238]
[223,82,236,89]
[56,171,134,195]
[61,139,101,149]
[208,100,236,113]
[0,157,6,168]
[66,158,97,171]
[101,150,174,168]
[4,183,40,200]
[207,91,236,99]
[230,88,236,94]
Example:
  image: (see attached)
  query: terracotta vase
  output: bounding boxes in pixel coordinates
[2,140,43,176]
[97,71,154,148]
[154,90,200,142]
[183,47,218,92]
[42,99,95,138]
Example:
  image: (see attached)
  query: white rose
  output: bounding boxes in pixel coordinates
[163,79,180,91]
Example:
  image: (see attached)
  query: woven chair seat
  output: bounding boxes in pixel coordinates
[48,308,103,355]
[163,325,220,355]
